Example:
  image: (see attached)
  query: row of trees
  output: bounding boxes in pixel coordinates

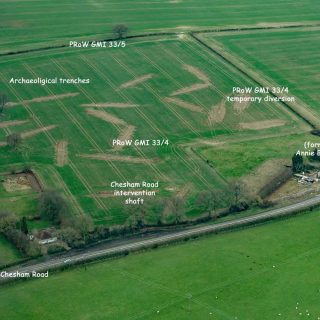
[125,182,251,230]
[0,212,41,257]
[292,148,320,174]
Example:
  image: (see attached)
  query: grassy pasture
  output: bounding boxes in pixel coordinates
[0,36,302,224]
[201,28,320,119]
[0,235,22,266]
[1,0,320,53]
[198,133,309,180]
[1,210,320,319]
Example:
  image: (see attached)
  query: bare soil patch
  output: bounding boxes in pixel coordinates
[86,109,127,126]
[21,125,57,139]
[267,178,320,203]
[79,153,157,164]
[113,126,136,151]
[233,94,251,114]
[55,140,68,167]
[208,101,226,124]
[7,93,79,107]
[120,74,153,89]
[0,120,28,128]
[183,64,210,83]
[2,172,42,193]
[81,103,137,108]
[241,159,291,198]
[239,120,287,130]
[171,83,211,96]
[164,97,205,113]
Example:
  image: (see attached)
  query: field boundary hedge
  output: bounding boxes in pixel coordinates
[1,23,320,57]
[190,33,319,129]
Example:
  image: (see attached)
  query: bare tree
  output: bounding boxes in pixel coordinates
[125,205,146,229]
[229,181,250,212]
[168,196,185,224]
[74,215,94,242]
[196,190,218,217]
[113,24,129,39]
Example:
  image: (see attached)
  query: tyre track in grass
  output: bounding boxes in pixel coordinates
[134,45,229,188]
[51,59,128,183]
[128,50,225,189]
[111,53,218,189]
[0,74,84,215]
[2,23,320,57]
[23,62,110,212]
[79,54,167,182]
[190,33,319,129]
[156,42,236,137]
[180,37,288,127]
[111,54,200,137]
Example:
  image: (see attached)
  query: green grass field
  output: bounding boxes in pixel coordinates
[201,28,320,119]
[198,133,309,180]
[1,210,320,319]
[1,0,320,53]
[0,235,22,266]
[0,35,303,225]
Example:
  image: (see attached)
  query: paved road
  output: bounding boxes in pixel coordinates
[1,195,320,284]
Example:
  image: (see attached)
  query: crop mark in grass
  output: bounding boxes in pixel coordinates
[21,125,57,139]
[120,74,154,89]
[55,140,68,167]
[170,82,211,96]
[85,108,127,126]
[21,63,111,213]
[80,103,138,108]
[7,93,79,107]
[183,64,211,83]
[208,100,227,125]
[233,94,251,114]
[0,120,28,128]
[239,120,287,130]
[79,153,159,164]
[164,97,205,113]
[112,125,136,152]
[1,78,85,215]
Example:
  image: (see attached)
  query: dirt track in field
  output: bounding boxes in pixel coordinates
[79,153,157,164]
[81,103,137,108]
[0,120,28,128]
[7,93,79,107]
[208,101,226,124]
[164,97,205,113]
[113,126,136,151]
[55,140,68,167]
[171,83,211,96]
[183,64,211,83]
[86,109,127,126]
[120,74,153,89]
[239,120,287,130]
[21,125,57,139]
